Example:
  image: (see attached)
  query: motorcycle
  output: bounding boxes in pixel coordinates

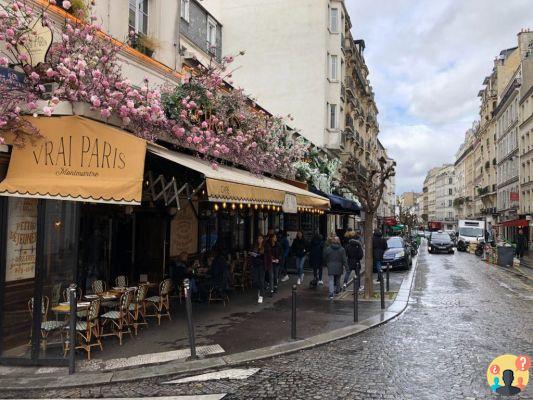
[475,239,485,257]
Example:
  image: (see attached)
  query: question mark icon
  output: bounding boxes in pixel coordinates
[515,355,531,372]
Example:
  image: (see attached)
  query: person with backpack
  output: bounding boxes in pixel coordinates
[309,232,325,287]
[343,231,364,290]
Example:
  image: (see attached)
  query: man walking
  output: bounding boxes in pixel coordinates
[343,231,364,290]
[516,228,528,258]
[323,237,347,300]
[372,229,387,277]
[309,232,324,286]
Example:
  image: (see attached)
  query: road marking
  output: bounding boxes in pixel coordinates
[81,344,225,371]
[163,368,261,384]
[24,397,227,400]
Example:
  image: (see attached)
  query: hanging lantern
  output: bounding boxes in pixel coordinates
[222,202,227,209]
[254,204,258,210]
[214,204,219,211]
[239,203,244,209]
[231,203,236,210]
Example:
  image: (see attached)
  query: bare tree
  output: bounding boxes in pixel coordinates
[340,155,395,298]
[397,203,418,236]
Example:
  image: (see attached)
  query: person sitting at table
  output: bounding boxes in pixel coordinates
[169,252,197,297]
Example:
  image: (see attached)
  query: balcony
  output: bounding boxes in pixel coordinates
[326,130,347,151]
[345,115,354,134]
[342,36,352,53]
[346,76,356,97]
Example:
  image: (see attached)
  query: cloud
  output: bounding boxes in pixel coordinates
[346,0,533,193]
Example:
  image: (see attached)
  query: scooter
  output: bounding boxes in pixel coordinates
[475,239,485,257]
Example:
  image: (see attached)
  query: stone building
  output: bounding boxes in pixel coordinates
[434,165,456,230]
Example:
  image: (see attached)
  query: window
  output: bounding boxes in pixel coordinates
[448,188,452,195]
[448,177,452,184]
[207,17,217,53]
[329,104,337,129]
[129,0,148,35]
[181,0,190,22]
[329,7,339,32]
[329,54,338,80]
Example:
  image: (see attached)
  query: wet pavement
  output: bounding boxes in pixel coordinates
[2,242,532,399]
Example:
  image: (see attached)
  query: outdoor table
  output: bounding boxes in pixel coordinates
[51,301,91,315]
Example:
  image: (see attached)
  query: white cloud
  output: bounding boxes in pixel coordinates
[346,0,533,193]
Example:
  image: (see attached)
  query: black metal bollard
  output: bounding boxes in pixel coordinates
[353,274,359,323]
[386,264,390,293]
[379,270,385,310]
[68,285,77,375]
[184,279,197,360]
[291,285,297,340]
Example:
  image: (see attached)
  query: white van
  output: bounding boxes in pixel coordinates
[457,220,485,251]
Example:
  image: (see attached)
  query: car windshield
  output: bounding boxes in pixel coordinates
[387,237,403,248]
[431,233,451,242]
[459,227,483,237]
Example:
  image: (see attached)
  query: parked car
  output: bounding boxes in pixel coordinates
[445,230,457,246]
[382,236,412,270]
[428,232,454,254]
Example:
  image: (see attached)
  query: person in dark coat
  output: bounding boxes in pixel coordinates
[279,231,290,282]
[372,229,387,274]
[291,231,307,285]
[516,229,528,258]
[250,235,266,303]
[309,233,324,285]
[269,234,282,293]
[343,231,364,289]
[323,237,347,299]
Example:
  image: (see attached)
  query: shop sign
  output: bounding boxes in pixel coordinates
[282,193,297,213]
[5,198,38,282]
[0,67,28,89]
[17,17,53,67]
[384,216,397,226]
[170,201,198,256]
[510,192,519,202]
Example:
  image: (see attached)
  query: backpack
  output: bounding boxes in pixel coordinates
[347,240,364,261]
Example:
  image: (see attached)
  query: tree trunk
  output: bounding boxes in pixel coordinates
[363,211,374,299]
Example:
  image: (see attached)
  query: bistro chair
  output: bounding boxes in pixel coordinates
[100,290,133,345]
[115,275,128,287]
[92,279,117,309]
[128,284,148,335]
[64,298,103,360]
[27,296,65,350]
[51,283,63,306]
[63,287,87,318]
[145,279,172,325]
[232,258,248,292]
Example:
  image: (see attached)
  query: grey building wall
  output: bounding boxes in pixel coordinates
[180,0,222,61]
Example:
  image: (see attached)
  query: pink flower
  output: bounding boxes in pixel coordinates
[0,57,8,67]
[6,28,14,38]
[51,97,60,105]
[100,108,111,118]
[127,100,134,108]
[49,0,57,4]
[90,95,101,107]
[62,1,71,10]
[211,163,219,170]
[18,54,28,62]
[201,121,208,129]
[122,117,131,125]
[46,68,56,78]
[42,107,53,117]
[26,101,37,110]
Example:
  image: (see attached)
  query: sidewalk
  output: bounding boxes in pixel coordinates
[0,259,417,390]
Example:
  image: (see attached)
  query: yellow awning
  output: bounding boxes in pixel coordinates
[0,116,146,205]
[147,144,329,209]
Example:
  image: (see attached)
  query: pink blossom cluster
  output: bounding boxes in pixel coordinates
[0,0,307,177]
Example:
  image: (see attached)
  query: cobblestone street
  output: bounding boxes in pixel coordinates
[3,243,533,399]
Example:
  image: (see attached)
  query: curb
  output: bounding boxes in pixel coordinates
[1,255,419,390]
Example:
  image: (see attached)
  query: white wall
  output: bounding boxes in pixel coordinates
[202,0,330,147]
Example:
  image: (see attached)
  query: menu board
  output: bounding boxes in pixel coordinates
[170,201,198,256]
[6,198,38,282]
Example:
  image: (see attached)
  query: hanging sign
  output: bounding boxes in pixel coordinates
[282,193,297,213]
[17,17,53,67]
[5,198,38,282]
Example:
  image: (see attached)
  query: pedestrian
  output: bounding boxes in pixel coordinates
[279,231,290,282]
[485,223,496,247]
[270,234,282,293]
[291,230,307,285]
[343,231,364,290]
[250,234,266,303]
[309,232,324,286]
[323,237,347,300]
[516,228,528,258]
[372,229,387,275]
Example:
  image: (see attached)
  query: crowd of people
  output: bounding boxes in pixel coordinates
[168,228,391,304]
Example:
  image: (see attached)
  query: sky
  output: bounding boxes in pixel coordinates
[346,0,533,195]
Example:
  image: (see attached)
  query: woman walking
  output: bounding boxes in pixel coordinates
[251,235,266,303]
[291,231,308,285]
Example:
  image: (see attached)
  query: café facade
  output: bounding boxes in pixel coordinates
[0,114,330,365]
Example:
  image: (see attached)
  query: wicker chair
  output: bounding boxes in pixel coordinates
[27,296,65,350]
[100,290,133,345]
[115,275,128,287]
[64,298,103,360]
[128,284,148,335]
[92,280,117,308]
[145,279,172,325]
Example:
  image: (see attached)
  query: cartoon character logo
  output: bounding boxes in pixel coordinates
[487,354,530,396]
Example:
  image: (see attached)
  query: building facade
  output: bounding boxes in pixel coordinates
[434,165,456,230]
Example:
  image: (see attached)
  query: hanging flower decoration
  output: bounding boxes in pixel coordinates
[0,0,307,177]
